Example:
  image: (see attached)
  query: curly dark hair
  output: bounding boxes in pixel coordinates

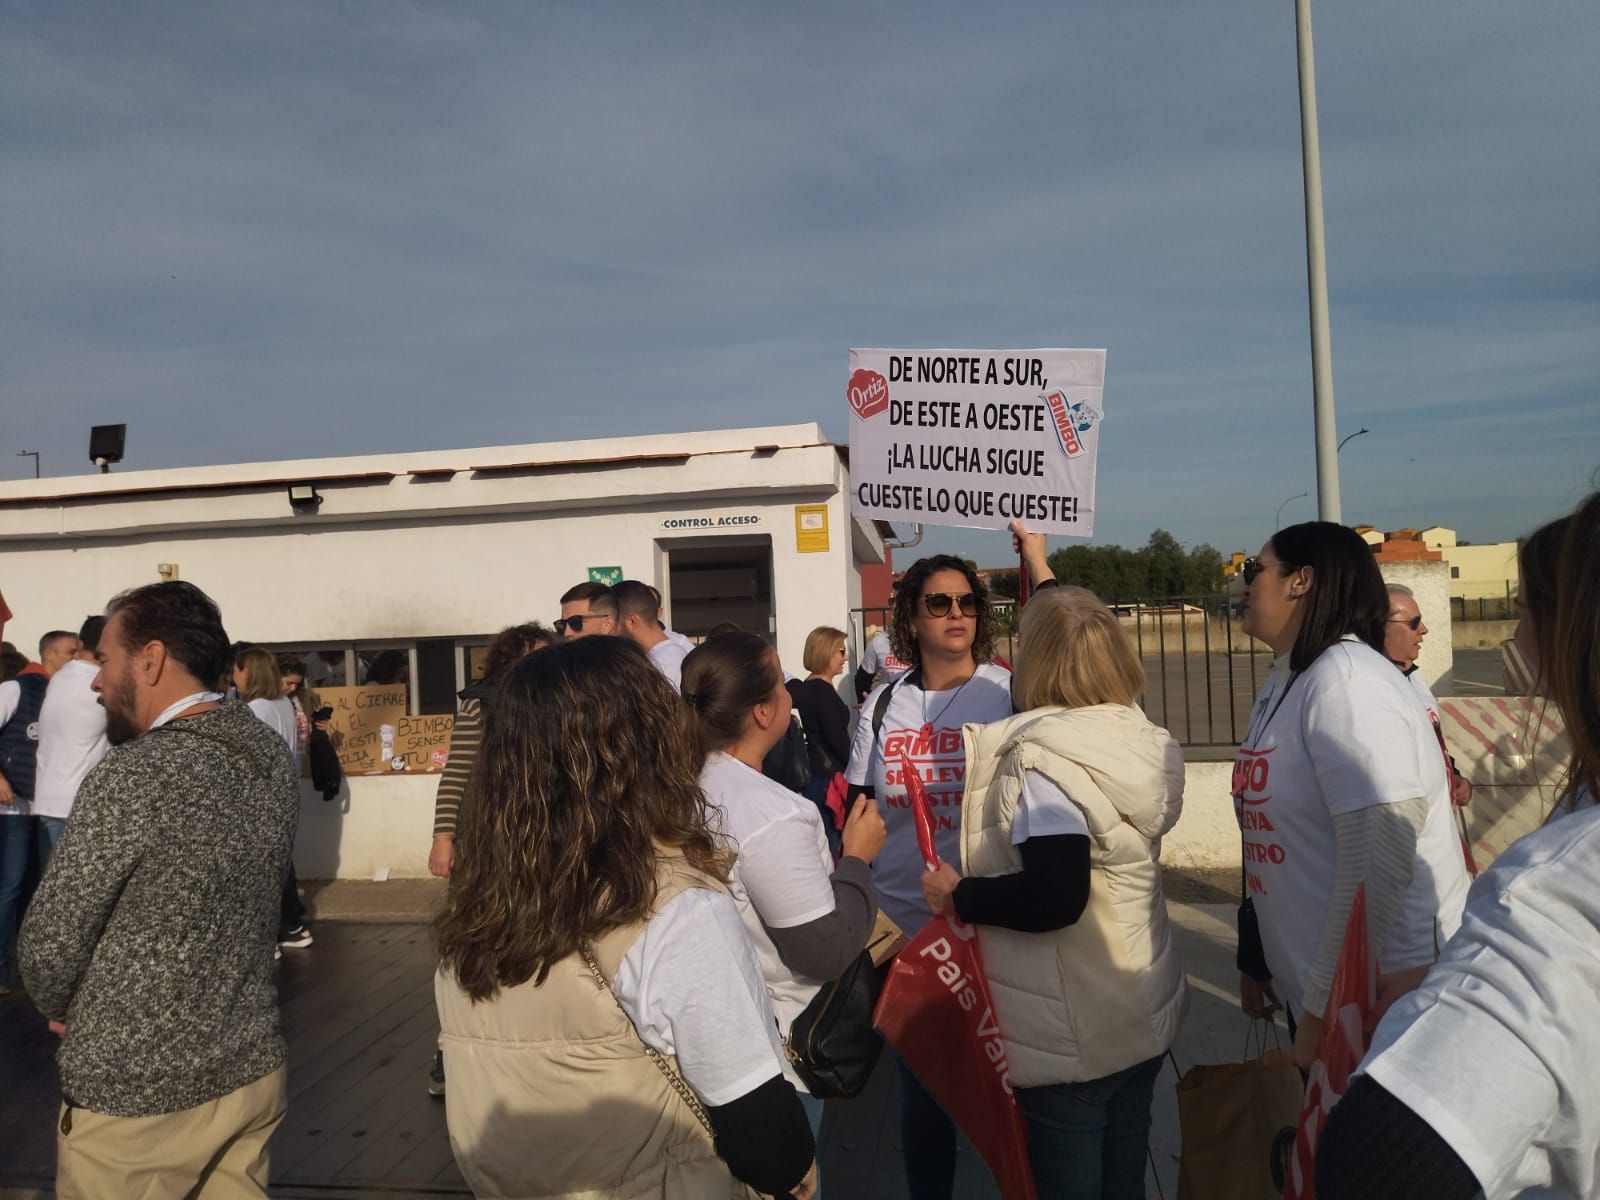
[889,554,996,669]
[481,622,556,686]
[434,637,728,1000]
[106,581,232,689]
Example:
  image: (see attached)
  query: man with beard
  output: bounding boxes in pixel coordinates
[19,581,298,1198]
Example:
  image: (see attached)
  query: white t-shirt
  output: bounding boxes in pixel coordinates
[665,628,693,652]
[247,696,299,754]
[0,678,37,816]
[1232,639,1469,1011]
[1359,803,1600,1200]
[1012,770,1090,845]
[860,631,911,686]
[646,638,689,690]
[845,662,1013,934]
[32,659,109,820]
[612,886,789,1107]
[700,751,836,1079]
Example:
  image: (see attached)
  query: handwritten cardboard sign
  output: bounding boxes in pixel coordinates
[320,685,454,775]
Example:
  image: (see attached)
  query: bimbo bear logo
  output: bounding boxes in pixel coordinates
[1044,389,1102,459]
[848,368,890,420]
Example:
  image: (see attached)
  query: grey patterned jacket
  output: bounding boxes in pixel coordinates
[20,701,298,1117]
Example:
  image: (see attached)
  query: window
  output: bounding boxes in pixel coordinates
[264,638,489,718]
[1450,566,1461,579]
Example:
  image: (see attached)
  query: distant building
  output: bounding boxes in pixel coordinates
[1420,526,1519,604]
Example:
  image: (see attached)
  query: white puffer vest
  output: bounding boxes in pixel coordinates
[960,703,1189,1088]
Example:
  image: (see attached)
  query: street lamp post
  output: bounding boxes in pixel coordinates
[1297,0,1341,523]
[1277,491,1310,530]
[1337,426,1370,453]
[16,450,39,479]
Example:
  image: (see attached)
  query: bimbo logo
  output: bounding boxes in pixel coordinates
[848,368,890,420]
[883,726,963,757]
[1044,389,1100,459]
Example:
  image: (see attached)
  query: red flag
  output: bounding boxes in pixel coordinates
[874,914,1038,1200]
[1282,884,1375,1199]
[900,751,940,870]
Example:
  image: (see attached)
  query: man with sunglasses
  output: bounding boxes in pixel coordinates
[555,583,617,640]
[1386,585,1474,820]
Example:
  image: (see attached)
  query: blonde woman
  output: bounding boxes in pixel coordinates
[234,646,312,949]
[921,524,1187,1200]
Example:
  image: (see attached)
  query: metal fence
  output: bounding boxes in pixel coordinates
[1450,593,1515,622]
[850,592,1267,748]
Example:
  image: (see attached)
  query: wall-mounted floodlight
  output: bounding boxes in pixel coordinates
[287,483,323,512]
[89,424,126,473]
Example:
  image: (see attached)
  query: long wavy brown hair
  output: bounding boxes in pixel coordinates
[1550,492,1600,810]
[434,637,727,1000]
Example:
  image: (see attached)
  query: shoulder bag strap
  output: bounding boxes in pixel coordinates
[578,940,714,1138]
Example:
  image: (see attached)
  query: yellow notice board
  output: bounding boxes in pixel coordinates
[795,504,830,553]
[320,685,455,775]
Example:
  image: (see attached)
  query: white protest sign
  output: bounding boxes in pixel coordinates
[847,347,1105,537]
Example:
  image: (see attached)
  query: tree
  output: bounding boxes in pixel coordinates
[1044,531,1226,602]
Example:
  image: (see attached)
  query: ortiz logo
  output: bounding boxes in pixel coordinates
[1044,389,1101,459]
[848,368,890,419]
[883,727,963,757]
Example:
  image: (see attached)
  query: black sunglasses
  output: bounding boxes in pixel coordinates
[1387,614,1424,631]
[554,614,607,635]
[1241,556,1296,586]
[922,591,979,618]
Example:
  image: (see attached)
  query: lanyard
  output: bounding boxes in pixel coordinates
[150,691,224,731]
[1241,663,1298,751]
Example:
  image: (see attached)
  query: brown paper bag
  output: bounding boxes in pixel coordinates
[1176,1045,1304,1200]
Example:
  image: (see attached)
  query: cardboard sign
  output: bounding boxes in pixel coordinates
[320,685,454,775]
[848,347,1105,537]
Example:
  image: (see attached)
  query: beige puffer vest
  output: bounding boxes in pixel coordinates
[960,703,1189,1088]
[434,859,757,1200]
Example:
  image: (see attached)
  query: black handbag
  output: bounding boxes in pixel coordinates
[785,951,884,1099]
[761,715,812,794]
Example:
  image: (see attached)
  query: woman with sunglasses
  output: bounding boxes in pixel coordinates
[1318,497,1600,1199]
[843,554,1011,1200]
[1233,522,1470,1071]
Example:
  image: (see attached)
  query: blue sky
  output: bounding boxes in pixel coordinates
[3,1,1595,563]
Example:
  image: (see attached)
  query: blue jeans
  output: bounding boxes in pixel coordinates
[797,1089,825,1198]
[0,815,37,977]
[898,1056,957,1199]
[1016,1053,1164,1200]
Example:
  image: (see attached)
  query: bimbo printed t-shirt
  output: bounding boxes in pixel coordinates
[700,751,835,1084]
[860,632,911,687]
[845,662,1012,934]
[1232,639,1468,1012]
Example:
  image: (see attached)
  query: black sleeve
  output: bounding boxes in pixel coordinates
[854,665,874,704]
[950,834,1091,933]
[816,686,853,772]
[761,855,877,980]
[705,1073,815,1197]
[1316,1075,1481,1200]
[1236,897,1273,982]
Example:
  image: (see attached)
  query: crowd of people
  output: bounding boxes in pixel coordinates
[2,490,1596,1200]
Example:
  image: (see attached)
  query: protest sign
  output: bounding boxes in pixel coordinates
[320,685,454,774]
[848,347,1105,536]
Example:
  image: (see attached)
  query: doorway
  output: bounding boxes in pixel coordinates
[665,537,775,642]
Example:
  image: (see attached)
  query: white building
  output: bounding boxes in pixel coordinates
[1420,525,1519,604]
[0,423,888,877]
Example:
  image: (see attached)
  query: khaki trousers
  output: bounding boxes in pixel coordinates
[56,1066,288,1200]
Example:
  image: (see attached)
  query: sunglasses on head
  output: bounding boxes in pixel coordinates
[1241,556,1294,586]
[1387,614,1424,631]
[922,591,979,618]
[554,614,605,635]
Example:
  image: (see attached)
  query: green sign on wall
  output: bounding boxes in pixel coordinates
[587,566,623,586]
